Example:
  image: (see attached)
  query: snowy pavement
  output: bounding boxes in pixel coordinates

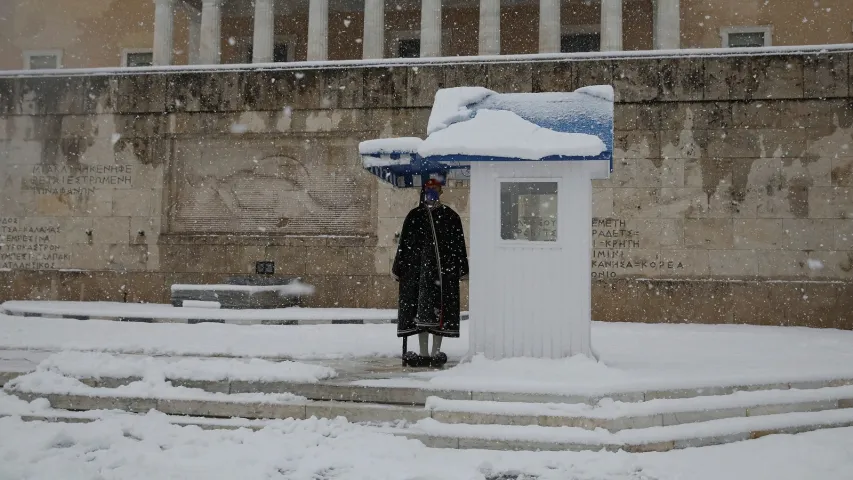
[2,412,853,479]
[3,313,853,395]
[27,350,338,384]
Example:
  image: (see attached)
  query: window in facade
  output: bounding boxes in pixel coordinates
[398,38,421,58]
[561,33,601,53]
[24,50,62,70]
[499,181,559,242]
[722,27,772,48]
[244,38,293,63]
[123,50,154,67]
[273,43,289,62]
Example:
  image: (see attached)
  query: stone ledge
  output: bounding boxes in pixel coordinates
[8,387,853,433]
[8,410,853,453]
[0,308,470,325]
[0,308,414,325]
[157,233,376,247]
[6,369,853,408]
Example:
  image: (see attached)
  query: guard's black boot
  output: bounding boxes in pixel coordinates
[402,351,420,367]
[431,352,448,368]
[414,355,432,367]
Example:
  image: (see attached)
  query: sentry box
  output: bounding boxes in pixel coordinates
[359,86,613,360]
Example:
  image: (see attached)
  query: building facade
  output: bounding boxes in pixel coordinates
[1,51,852,329]
[1,0,852,70]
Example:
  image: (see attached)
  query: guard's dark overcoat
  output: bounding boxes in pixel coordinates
[393,203,468,338]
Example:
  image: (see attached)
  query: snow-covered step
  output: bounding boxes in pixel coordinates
[9,390,431,424]
[426,385,853,431]
[389,408,853,451]
[7,382,853,431]
[6,368,853,407]
[7,407,853,453]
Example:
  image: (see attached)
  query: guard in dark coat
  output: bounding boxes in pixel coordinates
[393,179,468,366]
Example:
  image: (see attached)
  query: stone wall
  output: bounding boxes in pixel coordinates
[1,50,852,328]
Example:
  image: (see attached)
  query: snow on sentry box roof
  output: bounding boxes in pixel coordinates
[359,85,613,187]
[359,85,614,187]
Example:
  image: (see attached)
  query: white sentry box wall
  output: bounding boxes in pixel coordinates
[468,160,604,359]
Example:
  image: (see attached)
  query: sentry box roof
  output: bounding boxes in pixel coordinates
[359,85,614,188]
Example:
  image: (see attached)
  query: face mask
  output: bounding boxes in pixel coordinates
[424,189,440,203]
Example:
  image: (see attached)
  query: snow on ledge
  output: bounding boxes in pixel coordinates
[361,156,413,168]
[576,85,614,102]
[426,87,495,135]
[170,281,315,296]
[358,137,423,155]
[419,109,606,160]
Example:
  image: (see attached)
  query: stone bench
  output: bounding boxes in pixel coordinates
[170,276,314,309]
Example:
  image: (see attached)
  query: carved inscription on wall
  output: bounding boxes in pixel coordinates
[0,218,69,269]
[170,137,374,235]
[26,165,134,196]
[591,217,685,280]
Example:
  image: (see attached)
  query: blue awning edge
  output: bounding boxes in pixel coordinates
[359,85,614,188]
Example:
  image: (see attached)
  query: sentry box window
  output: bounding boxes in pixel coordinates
[499,181,558,242]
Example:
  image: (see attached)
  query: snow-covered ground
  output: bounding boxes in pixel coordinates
[4,310,853,477]
[3,313,853,395]
[0,313,466,360]
[1,412,853,480]
[32,351,337,383]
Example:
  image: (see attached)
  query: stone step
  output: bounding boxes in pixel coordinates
[426,385,853,431]
[7,371,851,407]
[8,383,853,432]
[8,406,853,453]
[390,408,853,451]
[5,368,853,407]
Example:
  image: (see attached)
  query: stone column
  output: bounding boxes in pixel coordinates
[538,0,560,53]
[152,0,175,66]
[420,0,441,57]
[478,0,500,55]
[199,0,222,64]
[362,0,384,59]
[480,0,501,55]
[654,0,680,50]
[187,6,202,65]
[252,0,275,62]
[600,0,622,51]
[307,0,329,61]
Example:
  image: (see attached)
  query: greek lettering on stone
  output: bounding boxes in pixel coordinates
[0,218,68,270]
[591,217,685,280]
